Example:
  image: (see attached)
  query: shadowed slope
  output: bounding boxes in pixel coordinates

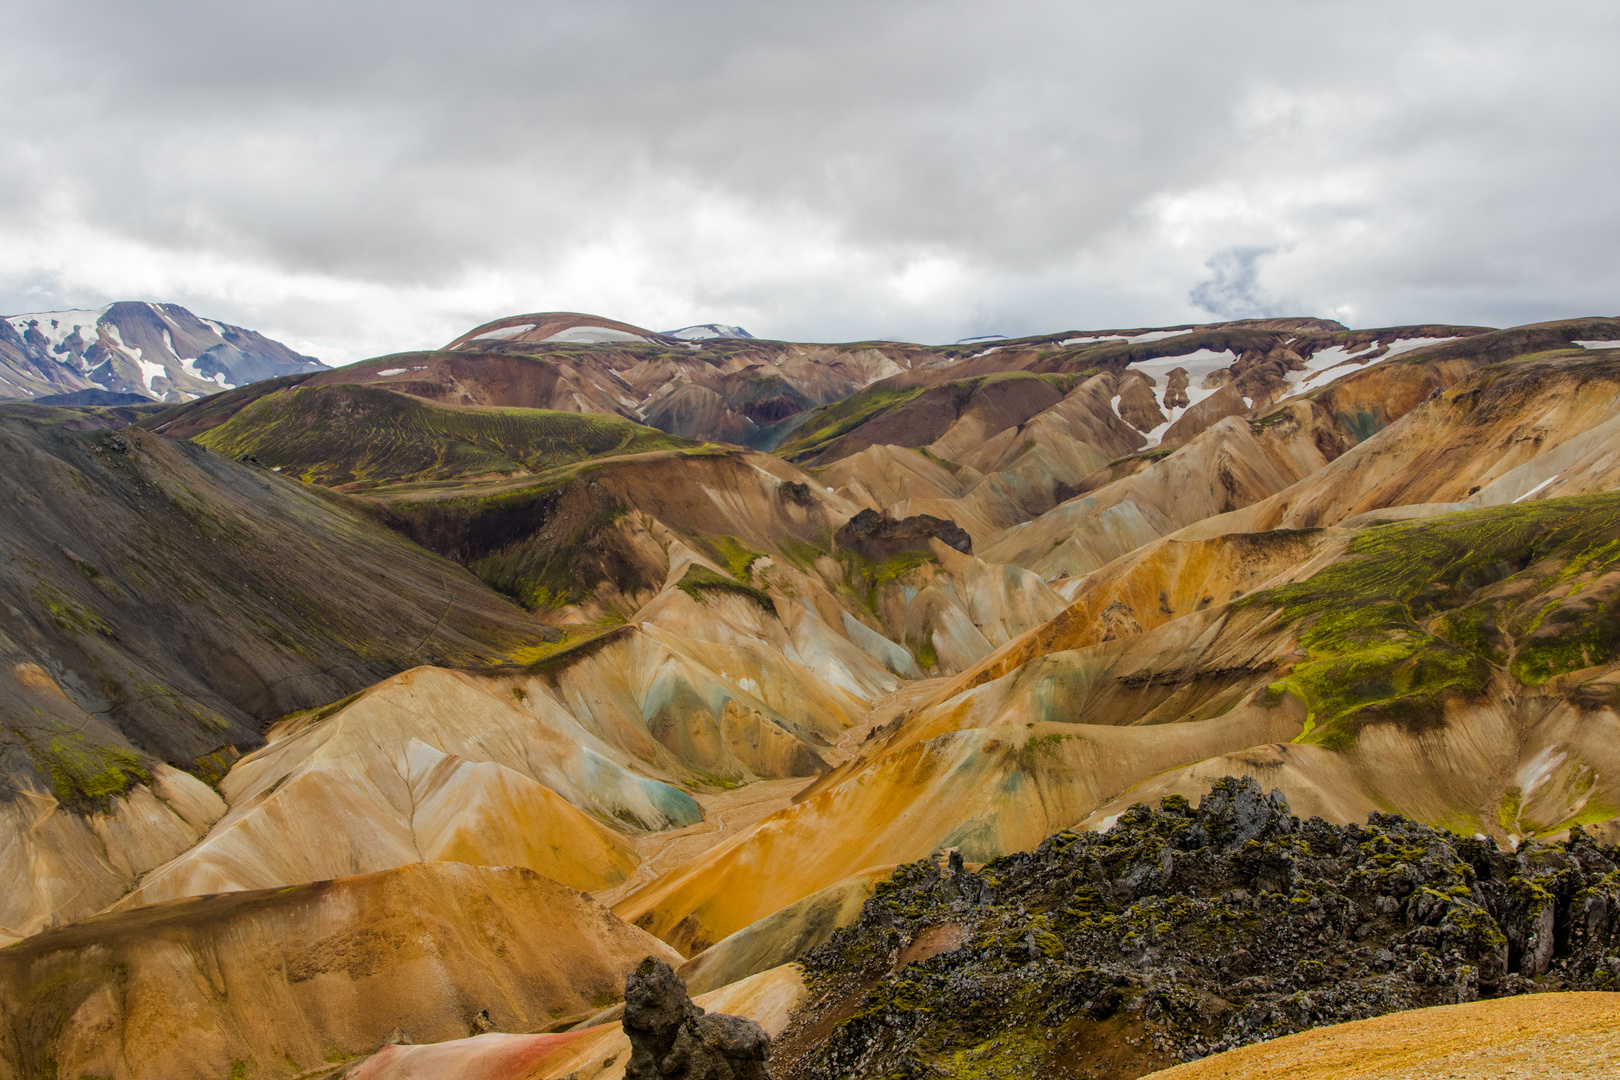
[0,407,565,939]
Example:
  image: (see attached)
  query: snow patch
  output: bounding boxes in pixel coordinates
[470,323,537,341]
[1290,337,1458,393]
[1575,340,1620,350]
[1060,328,1193,347]
[1512,474,1560,503]
[667,324,754,340]
[543,326,651,344]
[7,307,109,354]
[1126,348,1237,448]
[1516,745,1568,799]
[375,368,409,377]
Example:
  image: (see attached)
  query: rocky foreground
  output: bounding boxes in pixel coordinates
[772,778,1620,1079]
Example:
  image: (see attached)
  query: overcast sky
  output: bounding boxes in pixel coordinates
[2,1,1617,363]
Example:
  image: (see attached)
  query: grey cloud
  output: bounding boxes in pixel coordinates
[2,0,1618,357]
[1191,249,1279,321]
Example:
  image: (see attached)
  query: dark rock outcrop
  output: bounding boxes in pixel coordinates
[624,957,772,1080]
[835,508,972,559]
[776,777,1620,1079]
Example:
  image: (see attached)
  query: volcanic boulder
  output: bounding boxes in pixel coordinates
[834,508,972,560]
[623,957,772,1080]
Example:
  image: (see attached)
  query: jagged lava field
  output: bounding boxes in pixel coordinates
[3,310,1620,1079]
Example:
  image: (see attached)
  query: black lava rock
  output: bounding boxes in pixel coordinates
[624,957,772,1080]
[782,777,1620,1079]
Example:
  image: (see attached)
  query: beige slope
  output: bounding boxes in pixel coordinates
[1076,674,1620,842]
[116,666,673,907]
[1202,348,1620,535]
[1144,992,1620,1080]
[982,400,1348,578]
[0,862,681,1080]
[675,864,894,995]
[822,373,1146,542]
[0,762,222,947]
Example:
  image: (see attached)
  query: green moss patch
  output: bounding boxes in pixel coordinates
[15,727,152,808]
[676,564,776,614]
[1242,492,1620,748]
[707,534,767,580]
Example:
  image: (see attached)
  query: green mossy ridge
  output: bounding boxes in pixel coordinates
[30,582,112,637]
[774,535,831,573]
[906,632,939,672]
[774,382,930,461]
[1241,493,1620,749]
[676,564,776,615]
[15,727,153,808]
[910,445,962,475]
[192,382,693,487]
[707,534,766,580]
[512,623,633,676]
[836,548,938,615]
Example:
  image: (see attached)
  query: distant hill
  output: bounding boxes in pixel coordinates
[0,301,326,403]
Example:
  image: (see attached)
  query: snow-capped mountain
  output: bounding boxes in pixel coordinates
[664,323,756,340]
[0,301,326,403]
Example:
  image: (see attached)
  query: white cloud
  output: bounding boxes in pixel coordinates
[1,0,1617,360]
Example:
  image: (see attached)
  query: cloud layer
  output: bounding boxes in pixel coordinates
[3,0,1617,361]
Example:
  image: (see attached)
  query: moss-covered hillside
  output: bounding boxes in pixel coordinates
[190,382,694,487]
[1245,492,1620,749]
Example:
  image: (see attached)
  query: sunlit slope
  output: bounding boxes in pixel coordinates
[1143,993,1620,1080]
[116,666,675,906]
[616,492,1620,953]
[0,862,682,1080]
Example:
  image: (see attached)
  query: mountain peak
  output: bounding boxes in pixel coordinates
[0,300,324,403]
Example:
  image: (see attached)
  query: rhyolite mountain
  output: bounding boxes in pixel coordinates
[0,301,325,403]
[1,309,1620,1080]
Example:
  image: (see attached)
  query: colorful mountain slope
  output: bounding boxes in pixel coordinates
[4,310,1620,1080]
[0,862,681,1080]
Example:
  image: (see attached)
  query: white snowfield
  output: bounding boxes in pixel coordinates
[668,324,754,340]
[1575,340,1620,350]
[1123,348,1237,448]
[470,323,537,342]
[1290,337,1458,392]
[7,307,109,352]
[542,326,651,344]
[1059,329,1194,347]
